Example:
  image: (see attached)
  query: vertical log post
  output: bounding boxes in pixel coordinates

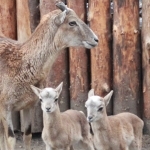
[88,0,112,115]
[142,0,150,134]
[17,0,31,41]
[28,0,41,133]
[40,0,69,112]
[67,0,89,114]
[0,0,16,39]
[0,0,18,130]
[16,0,32,132]
[113,0,142,116]
[28,0,40,33]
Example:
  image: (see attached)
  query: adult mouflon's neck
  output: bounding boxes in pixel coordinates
[19,11,65,81]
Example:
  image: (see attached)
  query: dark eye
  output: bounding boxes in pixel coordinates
[54,98,58,102]
[39,98,42,102]
[69,21,77,26]
[98,107,103,112]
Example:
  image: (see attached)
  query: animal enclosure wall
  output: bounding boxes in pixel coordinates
[0,0,149,134]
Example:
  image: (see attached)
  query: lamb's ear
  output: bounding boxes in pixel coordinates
[88,89,95,98]
[54,10,66,25]
[104,90,113,106]
[30,85,42,97]
[55,82,63,97]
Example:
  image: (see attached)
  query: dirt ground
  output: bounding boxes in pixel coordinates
[15,132,150,150]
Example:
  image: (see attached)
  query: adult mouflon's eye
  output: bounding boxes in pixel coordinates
[69,21,77,26]
[98,107,103,112]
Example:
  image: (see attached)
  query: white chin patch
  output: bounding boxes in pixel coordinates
[82,41,96,49]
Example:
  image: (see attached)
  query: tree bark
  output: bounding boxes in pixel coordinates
[142,0,150,134]
[113,0,142,117]
[67,0,89,114]
[0,0,16,39]
[88,0,112,115]
[40,0,69,112]
[28,0,41,133]
[28,0,40,33]
[16,0,31,132]
[17,0,31,42]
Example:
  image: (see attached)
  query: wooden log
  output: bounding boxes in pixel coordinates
[28,0,42,133]
[142,0,150,134]
[28,0,40,33]
[88,0,112,115]
[0,0,16,39]
[16,0,31,132]
[17,0,31,42]
[113,0,142,116]
[40,0,69,112]
[17,0,42,133]
[0,0,19,130]
[67,0,88,114]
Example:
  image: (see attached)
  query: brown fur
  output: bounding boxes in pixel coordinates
[43,109,93,150]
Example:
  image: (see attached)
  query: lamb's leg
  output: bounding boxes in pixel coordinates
[22,108,32,150]
[46,144,51,150]
[78,139,95,150]
[1,110,16,150]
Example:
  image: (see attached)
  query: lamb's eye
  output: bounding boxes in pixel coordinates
[54,98,58,102]
[39,98,42,102]
[69,21,77,26]
[98,107,103,112]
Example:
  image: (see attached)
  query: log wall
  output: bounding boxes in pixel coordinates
[113,0,142,117]
[1,0,150,134]
[142,0,150,134]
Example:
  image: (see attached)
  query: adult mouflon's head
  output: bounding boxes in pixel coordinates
[85,89,113,122]
[30,82,63,113]
[53,1,98,49]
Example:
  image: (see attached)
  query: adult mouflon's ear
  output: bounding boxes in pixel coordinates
[88,89,95,98]
[104,90,113,106]
[30,85,42,97]
[54,10,66,25]
[55,82,63,97]
[55,1,68,25]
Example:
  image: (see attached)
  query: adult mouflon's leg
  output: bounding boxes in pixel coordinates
[1,109,16,150]
[22,108,32,150]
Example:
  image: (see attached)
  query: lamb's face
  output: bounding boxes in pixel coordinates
[54,9,98,49]
[85,96,106,123]
[30,82,63,113]
[39,88,58,113]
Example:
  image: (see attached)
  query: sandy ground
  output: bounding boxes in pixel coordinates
[15,132,150,150]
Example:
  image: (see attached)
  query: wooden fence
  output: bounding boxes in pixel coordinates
[0,0,150,135]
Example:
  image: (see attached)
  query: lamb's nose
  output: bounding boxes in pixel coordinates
[94,38,99,43]
[46,107,51,111]
[88,116,93,122]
